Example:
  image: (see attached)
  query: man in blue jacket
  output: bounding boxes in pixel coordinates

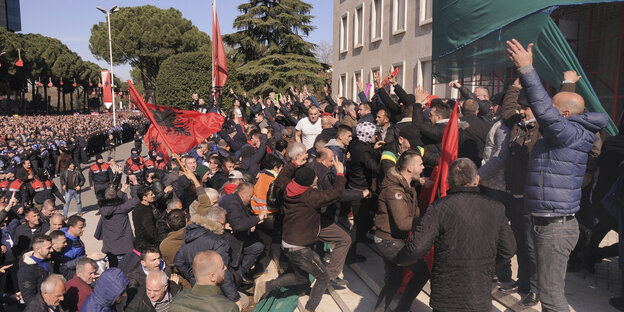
[506,39,609,312]
[60,215,86,275]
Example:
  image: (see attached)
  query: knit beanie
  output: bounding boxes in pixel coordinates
[356,121,376,143]
[399,127,424,151]
[294,167,316,187]
[196,165,210,179]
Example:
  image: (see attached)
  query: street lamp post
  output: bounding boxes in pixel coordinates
[97,5,119,128]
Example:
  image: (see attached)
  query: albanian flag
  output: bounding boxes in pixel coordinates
[212,0,228,90]
[127,81,224,161]
[419,100,459,271]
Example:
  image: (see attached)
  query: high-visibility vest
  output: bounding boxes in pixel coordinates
[90,163,110,173]
[250,170,279,214]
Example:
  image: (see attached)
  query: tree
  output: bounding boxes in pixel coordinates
[89,5,211,102]
[155,51,242,111]
[314,40,332,65]
[224,0,324,95]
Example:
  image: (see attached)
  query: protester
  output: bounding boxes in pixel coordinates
[63,258,97,312]
[23,274,66,312]
[60,162,85,217]
[127,270,182,312]
[18,234,55,303]
[394,158,516,311]
[79,267,129,312]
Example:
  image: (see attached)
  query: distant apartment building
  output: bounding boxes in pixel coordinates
[332,0,455,103]
[0,0,21,32]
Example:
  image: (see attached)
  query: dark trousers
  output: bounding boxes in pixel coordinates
[238,239,264,277]
[268,247,329,311]
[510,197,537,294]
[256,214,278,272]
[482,187,514,282]
[533,216,578,312]
[94,184,108,202]
[373,237,430,312]
[348,196,376,258]
[318,223,351,280]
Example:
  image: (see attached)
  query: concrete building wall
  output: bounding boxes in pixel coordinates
[332,0,452,103]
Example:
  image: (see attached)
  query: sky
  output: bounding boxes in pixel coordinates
[20,0,334,81]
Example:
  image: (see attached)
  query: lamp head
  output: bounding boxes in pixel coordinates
[96,6,106,14]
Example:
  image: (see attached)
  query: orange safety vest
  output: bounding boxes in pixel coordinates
[250,170,279,214]
[144,159,155,170]
[7,179,23,192]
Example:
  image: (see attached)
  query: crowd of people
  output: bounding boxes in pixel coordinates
[0,39,620,312]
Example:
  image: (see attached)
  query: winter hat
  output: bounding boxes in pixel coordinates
[96,154,103,161]
[196,165,210,179]
[356,121,376,143]
[294,167,316,187]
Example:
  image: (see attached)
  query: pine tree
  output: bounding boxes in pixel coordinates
[224,0,324,95]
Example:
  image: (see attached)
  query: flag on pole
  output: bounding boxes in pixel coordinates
[212,0,228,92]
[127,81,225,161]
[419,100,459,271]
[102,71,113,109]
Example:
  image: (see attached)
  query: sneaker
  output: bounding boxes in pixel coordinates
[330,277,349,288]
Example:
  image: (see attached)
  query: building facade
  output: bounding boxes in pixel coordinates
[332,0,454,103]
[0,0,21,32]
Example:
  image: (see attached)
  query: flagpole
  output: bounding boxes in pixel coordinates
[212,0,216,92]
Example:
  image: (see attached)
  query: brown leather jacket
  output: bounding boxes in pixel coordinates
[374,167,419,241]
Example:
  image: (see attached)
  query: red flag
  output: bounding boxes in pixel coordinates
[102,71,112,109]
[127,80,224,159]
[212,0,228,90]
[144,126,170,163]
[419,100,459,271]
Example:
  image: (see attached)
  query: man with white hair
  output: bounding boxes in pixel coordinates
[24,274,66,312]
[127,270,182,312]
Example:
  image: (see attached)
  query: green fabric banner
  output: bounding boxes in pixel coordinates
[432,1,620,135]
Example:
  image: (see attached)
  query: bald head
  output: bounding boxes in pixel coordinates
[553,92,585,117]
[193,250,226,286]
[317,148,335,169]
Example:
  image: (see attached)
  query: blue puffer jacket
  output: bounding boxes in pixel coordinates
[80,267,128,312]
[520,66,609,215]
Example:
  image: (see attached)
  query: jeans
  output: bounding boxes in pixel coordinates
[373,237,430,312]
[63,189,82,217]
[533,216,578,312]
[268,247,329,311]
[510,197,537,294]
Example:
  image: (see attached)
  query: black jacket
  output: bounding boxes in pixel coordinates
[459,114,492,167]
[24,292,65,312]
[126,281,181,312]
[13,222,49,257]
[59,169,85,191]
[18,251,56,303]
[395,187,516,311]
[347,139,380,190]
[217,193,261,267]
[133,202,159,247]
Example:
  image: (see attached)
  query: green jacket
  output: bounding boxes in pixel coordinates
[169,284,239,312]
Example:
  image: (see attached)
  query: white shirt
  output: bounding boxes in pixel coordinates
[295,117,322,150]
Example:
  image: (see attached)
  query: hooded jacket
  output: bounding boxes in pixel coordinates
[275,162,346,246]
[94,191,140,255]
[79,268,129,312]
[173,210,240,302]
[519,66,609,215]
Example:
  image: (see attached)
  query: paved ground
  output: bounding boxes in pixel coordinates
[53,141,623,312]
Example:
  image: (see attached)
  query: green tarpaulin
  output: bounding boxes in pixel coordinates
[432,0,620,135]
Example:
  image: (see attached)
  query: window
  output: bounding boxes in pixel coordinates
[340,13,349,53]
[391,61,405,94]
[417,58,432,94]
[419,0,433,26]
[339,73,348,97]
[371,0,383,42]
[354,5,364,48]
[392,0,407,34]
[352,70,363,102]
[369,66,382,100]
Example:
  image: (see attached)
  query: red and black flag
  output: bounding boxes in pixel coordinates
[127,81,225,161]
